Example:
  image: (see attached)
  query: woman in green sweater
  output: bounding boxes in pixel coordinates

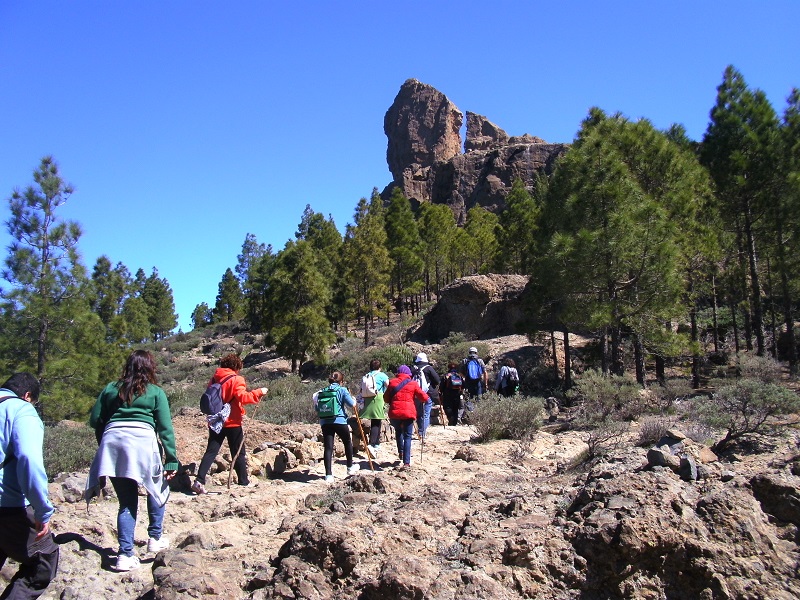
[86,350,179,572]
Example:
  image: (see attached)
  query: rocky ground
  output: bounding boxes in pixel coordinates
[7,400,800,600]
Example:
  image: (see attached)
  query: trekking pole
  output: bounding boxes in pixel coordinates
[228,397,262,490]
[353,404,374,471]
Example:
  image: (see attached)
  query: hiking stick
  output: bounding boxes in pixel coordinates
[228,399,262,490]
[353,404,374,471]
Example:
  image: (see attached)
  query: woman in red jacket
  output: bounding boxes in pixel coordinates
[385,365,429,470]
[191,354,267,493]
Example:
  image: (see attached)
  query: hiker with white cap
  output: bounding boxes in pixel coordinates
[461,347,488,398]
[411,352,440,439]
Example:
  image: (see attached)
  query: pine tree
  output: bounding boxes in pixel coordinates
[384,188,424,313]
[2,156,85,379]
[141,268,178,340]
[214,268,244,322]
[416,202,457,299]
[236,233,267,328]
[266,240,334,372]
[700,66,780,356]
[464,206,499,274]
[496,179,539,274]
[191,302,213,329]
[345,190,391,345]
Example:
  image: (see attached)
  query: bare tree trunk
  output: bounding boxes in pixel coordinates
[711,274,720,353]
[633,333,646,386]
[563,328,572,390]
[551,330,559,383]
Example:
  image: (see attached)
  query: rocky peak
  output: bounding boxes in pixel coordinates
[383,79,463,204]
[383,80,568,222]
[465,111,509,152]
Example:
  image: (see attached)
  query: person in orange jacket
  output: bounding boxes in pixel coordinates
[191,354,267,493]
[385,365,429,470]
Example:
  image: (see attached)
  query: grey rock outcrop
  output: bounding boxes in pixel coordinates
[411,274,529,342]
[383,79,568,222]
[384,79,463,205]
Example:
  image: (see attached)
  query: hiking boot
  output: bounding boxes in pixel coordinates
[115,553,141,571]
[324,475,334,483]
[240,480,258,488]
[191,480,207,495]
[347,464,360,476]
[147,536,170,553]
[399,464,411,472]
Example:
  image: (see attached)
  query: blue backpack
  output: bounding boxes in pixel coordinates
[466,358,482,381]
[200,375,234,415]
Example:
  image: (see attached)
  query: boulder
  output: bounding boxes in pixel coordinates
[411,273,529,342]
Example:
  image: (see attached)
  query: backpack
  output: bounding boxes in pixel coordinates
[508,367,519,383]
[360,373,378,398]
[466,358,482,381]
[447,372,463,390]
[503,367,520,394]
[414,365,430,393]
[316,388,341,418]
[200,374,235,415]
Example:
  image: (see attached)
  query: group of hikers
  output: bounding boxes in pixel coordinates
[0,345,520,595]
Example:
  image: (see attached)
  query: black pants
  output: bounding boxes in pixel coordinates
[322,423,353,476]
[196,426,248,485]
[441,390,464,425]
[0,506,59,600]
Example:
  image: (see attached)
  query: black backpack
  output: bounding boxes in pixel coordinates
[200,375,235,415]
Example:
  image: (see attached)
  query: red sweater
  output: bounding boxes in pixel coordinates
[386,373,429,420]
[210,368,265,428]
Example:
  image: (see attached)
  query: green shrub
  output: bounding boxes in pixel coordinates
[469,392,544,442]
[44,423,97,478]
[692,378,800,452]
[434,334,489,368]
[734,352,784,384]
[257,375,320,425]
[567,369,643,424]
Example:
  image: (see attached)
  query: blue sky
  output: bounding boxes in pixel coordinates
[2,1,798,332]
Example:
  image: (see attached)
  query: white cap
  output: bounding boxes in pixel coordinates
[469,347,478,355]
[415,352,428,363]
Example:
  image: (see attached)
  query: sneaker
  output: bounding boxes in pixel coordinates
[147,536,170,553]
[366,445,378,459]
[347,464,360,476]
[115,553,140,571]
[191,480,207,495]
[239,480,258,488]
[399,464,411,472]
[324,475,334,483]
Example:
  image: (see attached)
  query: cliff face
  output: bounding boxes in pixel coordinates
[383,79,568,222]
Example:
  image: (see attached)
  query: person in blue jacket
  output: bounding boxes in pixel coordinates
[0,372,59,599]
[314,371,358,482]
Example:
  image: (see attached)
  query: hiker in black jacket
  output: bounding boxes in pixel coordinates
[412,352,440,439]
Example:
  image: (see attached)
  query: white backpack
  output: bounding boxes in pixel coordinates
[360,372,378,398]
[414,365,430,393]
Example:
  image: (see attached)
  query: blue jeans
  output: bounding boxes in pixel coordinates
[391,418,415,465]
[111,477,165,556]
[415,399,432,438]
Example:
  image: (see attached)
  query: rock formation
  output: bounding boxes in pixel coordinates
[411,274,529,342]
[383,79,569,222]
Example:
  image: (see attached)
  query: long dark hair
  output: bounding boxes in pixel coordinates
[118,350,158,406]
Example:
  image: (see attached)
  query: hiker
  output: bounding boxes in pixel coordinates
[0,373,59,598]
[192,354,267,494]
[357,359,390,459]
[412,352,440,438]
[86,350,179,572]
[441,362,465,425]
[385,365,429,470]
[495,358,520,397]
[314,371,359,482]
[461,347,488,398]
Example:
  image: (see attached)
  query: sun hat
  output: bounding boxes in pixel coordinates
[414,352,428,363]
[468,347,478,355]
